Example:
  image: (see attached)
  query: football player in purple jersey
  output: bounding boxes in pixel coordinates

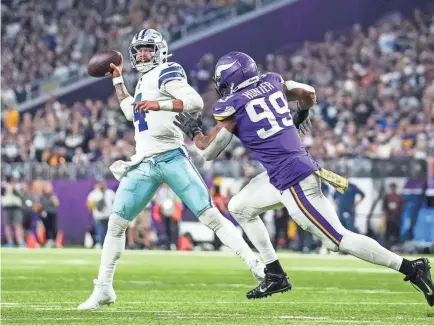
[174,52,434,304]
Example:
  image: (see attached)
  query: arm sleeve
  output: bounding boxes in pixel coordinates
[284,80,315,93]
[196,128,233,161]
[163,79,204,114]
[120,96,134,121]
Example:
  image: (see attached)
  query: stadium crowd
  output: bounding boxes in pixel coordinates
[1,0,246,104]
[2,8,434,175]
[195,9,434,160]
[2,2,433,253]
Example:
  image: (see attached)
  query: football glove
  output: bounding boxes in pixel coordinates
[174,112,203,140]
[293,106,312,135]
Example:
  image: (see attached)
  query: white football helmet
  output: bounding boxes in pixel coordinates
[128,29,169,73]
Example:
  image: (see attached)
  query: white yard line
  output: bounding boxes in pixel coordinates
[0,287,414,294]
[3,248,430,261]
[3,263,394,273]
[0,248,364,260]
[1,300,424,306]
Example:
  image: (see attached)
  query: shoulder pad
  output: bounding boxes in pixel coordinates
[261,72,284,84]
[213,95,237,121]
[158,62,187,89]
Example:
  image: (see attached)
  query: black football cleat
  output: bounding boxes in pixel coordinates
[246,269,292,300]
[404,258,434,307]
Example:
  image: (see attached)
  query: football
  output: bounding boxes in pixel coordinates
[87,50,122,77]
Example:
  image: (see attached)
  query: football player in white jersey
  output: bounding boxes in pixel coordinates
[78,29,265,310]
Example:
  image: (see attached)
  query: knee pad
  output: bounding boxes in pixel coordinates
[107,213,130,237]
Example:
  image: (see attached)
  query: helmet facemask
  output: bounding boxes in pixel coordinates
[213,75,234,97]
[129,40,168,73]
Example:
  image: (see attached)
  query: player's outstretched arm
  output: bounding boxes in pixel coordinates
[283,80,316,134]
[110,58,135,121]
[282,80,316,106]
[174,113,235,161]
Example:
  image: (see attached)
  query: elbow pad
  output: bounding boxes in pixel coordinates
[197,128,233,161]
[120,96,134,121]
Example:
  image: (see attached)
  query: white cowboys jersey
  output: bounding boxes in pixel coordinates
[130,62,187,158]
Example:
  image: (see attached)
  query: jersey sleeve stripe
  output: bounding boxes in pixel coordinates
[158,72,186,88]
[212,106,236,121]
[160,65,183,76]
[213,115,227,121]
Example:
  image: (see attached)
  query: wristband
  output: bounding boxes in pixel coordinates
[158,100,174,111]
[113,76,124,85]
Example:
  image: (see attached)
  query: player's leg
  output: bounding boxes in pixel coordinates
[229,172,292,299]
[78,162,161,310]
[227,172,285,271]
[281,173,433,306]
[161,150,265,280]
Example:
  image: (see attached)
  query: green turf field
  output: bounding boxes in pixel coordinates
[1,249,433,325]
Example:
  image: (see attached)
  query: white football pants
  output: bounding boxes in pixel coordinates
[229,172,403,271]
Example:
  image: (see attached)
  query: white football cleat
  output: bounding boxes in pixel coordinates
[250,259,266,281]
[77,279,116,310]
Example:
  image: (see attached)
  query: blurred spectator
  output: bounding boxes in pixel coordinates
[87,180,115,248]
[177,232,194,251]
[211,183,229,250]
[4,8,434,175]
[334,182,365,233]
[19,182,35,240]
[240,166,256,189]
[72,147,90,166]
[1,0,247,104]
[38,182,60,248]
[153,184,183,250]
[1,175,25,247]
[3,104,20,134]
[190,54,215,93]
[382,183,405,247]
[127,203,152,250]
[273,208,289,249]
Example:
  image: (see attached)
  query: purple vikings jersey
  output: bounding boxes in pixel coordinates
[213,73,319,191]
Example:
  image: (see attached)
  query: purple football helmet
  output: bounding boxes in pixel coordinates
[213,52,260,97]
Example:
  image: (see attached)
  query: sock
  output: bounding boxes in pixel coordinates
[266,260,284,274]
[339,230,403,271]
[199,207,259,268]
[229,210,278,264]
[399,259,415,276]
[97,213,130,285]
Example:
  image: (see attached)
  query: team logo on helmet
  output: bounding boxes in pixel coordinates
[214,61,238,81]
